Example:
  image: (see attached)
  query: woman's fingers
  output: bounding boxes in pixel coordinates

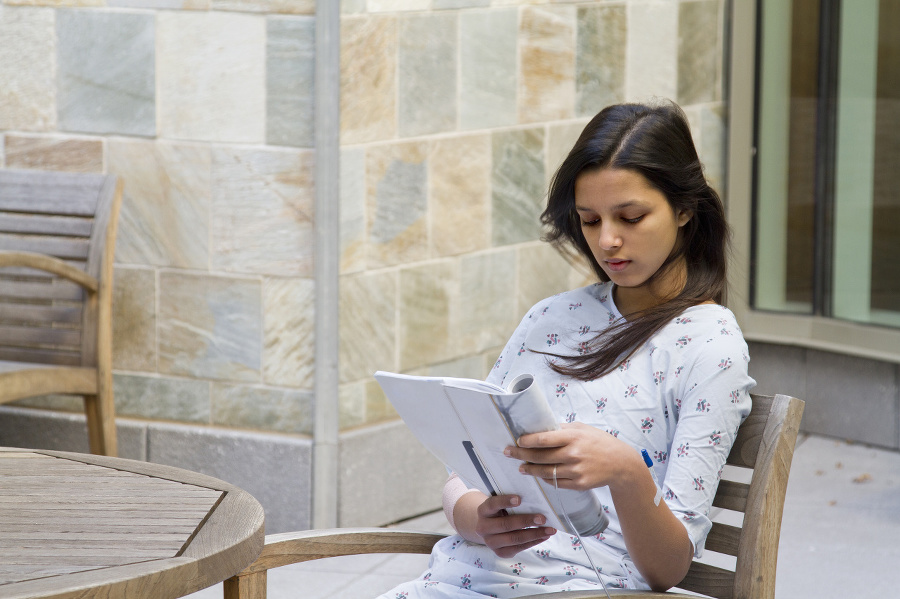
[474,494,556,558]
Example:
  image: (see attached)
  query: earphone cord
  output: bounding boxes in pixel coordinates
[552,469,612,599]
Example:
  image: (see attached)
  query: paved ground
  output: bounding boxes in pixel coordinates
[188,432,900,598]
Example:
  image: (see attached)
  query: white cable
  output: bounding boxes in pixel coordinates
[553,468,612,599]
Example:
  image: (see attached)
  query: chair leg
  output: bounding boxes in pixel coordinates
[224,571,266,599]
[84,390,117,457]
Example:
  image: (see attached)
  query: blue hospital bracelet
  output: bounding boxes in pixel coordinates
[641,449,663,507]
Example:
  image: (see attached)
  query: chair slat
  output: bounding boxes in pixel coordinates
[0,303,83,325]
[726,394,773,468]
[704,522,742,556]
[712,479,749,512]
[0,324,81,349]
[0,279,85,302]
[0,213,94,237]
[678,561,735,599]
[0,234,90,260]
[0,347,82,366]
[0,170,105,216]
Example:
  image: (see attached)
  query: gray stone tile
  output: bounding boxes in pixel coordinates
[491,127,545,246]
[109,138,211,269]
[576,4,626,117]
[0,405,147,461]
[57,10,155,136]
[267,16,315,148]
[678,0,720,106]
[459,8,517,130]
[340,147,366,273]
[625,0,677,102]
[339,420,446,527]
[158,272,262,382]
[398,13,457,137]
[804,349,898,448]
[113,373,210,424]
[148,422,312,533]
[211,382,313,435]
[746,341,808,401]
[435,0,488,8]
[455,250,518,354]
[0,8,56,131]
[210,146,315,276]
[112,266,156,372]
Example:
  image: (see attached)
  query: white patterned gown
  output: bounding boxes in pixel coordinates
[377,281,755,598]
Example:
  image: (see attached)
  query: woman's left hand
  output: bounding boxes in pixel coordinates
[505,422,643,492]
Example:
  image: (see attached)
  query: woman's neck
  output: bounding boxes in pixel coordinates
[613,260,688,319]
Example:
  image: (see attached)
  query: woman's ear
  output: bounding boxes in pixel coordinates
[676,209,693,227]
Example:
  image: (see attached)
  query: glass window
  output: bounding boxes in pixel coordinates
[754,0,900,327]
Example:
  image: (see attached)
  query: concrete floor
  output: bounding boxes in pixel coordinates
[188,432,900,598]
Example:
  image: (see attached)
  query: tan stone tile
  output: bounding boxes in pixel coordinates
[341,15,397,144]
[453,249,518,355]
[364,378,396,424]
[516,242,576,315]
[212,382,313,434]
[0,7,55,131]
[519,5,576,123]
[115,374,210,423]
[211,146,314,276]
[263,277,314,389]
[109,138,211,269]
[158,272,262,382]
[625,0,677,102]
[6,0,102,5]
[430,134,490,257]
[339,270,397,384]
[425,354,488,379]
[157,11,265,143]
[339,380,366,429]
[340,147,367,274]
[546,119,589,180]
[398,261,458,371]
[212,0,314,14]
[4,135,103,173]
[369,0,429,11]
[678,0,721,106]
[366,141,428,268]
[576,3,626,116]
[112,267,156,372]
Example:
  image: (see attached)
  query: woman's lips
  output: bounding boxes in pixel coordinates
[605,259,631,272]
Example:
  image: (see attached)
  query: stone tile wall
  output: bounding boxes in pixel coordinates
[336,0,731,430]
[0,0,317,438]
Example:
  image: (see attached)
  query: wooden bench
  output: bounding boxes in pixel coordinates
[0,169,123,456]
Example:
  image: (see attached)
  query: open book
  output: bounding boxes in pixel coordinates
[374,371,609,537]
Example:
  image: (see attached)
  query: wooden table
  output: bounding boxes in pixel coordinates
[0,447,265,598]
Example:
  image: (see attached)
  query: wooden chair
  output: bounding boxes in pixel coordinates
[0,169,123,457]
[223,393,804,599]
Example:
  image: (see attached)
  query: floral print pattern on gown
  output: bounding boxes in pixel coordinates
[377,282,755,598]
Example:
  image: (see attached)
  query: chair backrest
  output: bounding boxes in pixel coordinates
[0,169,121,368]
[676,393,804,599]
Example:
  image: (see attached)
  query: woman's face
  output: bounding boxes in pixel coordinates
[574,167,692,314]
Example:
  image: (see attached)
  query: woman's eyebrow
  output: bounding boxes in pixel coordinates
[575,200,645,211]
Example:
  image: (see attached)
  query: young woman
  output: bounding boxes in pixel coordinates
[378,101,755,597]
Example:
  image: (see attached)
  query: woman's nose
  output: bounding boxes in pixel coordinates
[598,224,621,250]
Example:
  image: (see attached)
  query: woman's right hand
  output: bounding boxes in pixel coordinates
[472,494,556,558]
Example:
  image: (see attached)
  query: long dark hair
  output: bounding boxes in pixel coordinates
[541,101,730,380]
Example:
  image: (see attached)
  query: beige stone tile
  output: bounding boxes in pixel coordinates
[576,3,626,116]
[212,382,313,434]
[6,0,102,5]
[107,0,209,8]
[425,354,488,379]
[114,374,210,423]
[157,11,265,143]
[546,119,589,179]
[263,277,315,389]
[519,5,576,123]
[398,260,458,371]
[678,0,721,106]
[109,138,211,269]
[625,0,677,102]
[211,0,314,14]
[4,135,103,173]
[430,134,491,257]
[112,266,156,372]
[366,141,428,268]
[340,147,367,274]
[516,242,575,315]
[339,380,366,429]
[341,15,397,144]
[339,270,397,384]
[210,146,314,276]
[0,6,55,131]
[158,272,262,382]
[368,0,429,11]
[364,378,396,424]
[453,249,518,355]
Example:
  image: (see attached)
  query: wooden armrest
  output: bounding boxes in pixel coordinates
[237,528,448,575]
[0,250,98,292]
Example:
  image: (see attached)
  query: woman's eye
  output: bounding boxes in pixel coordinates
[622,215,644,224]
[581,218,601,227]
